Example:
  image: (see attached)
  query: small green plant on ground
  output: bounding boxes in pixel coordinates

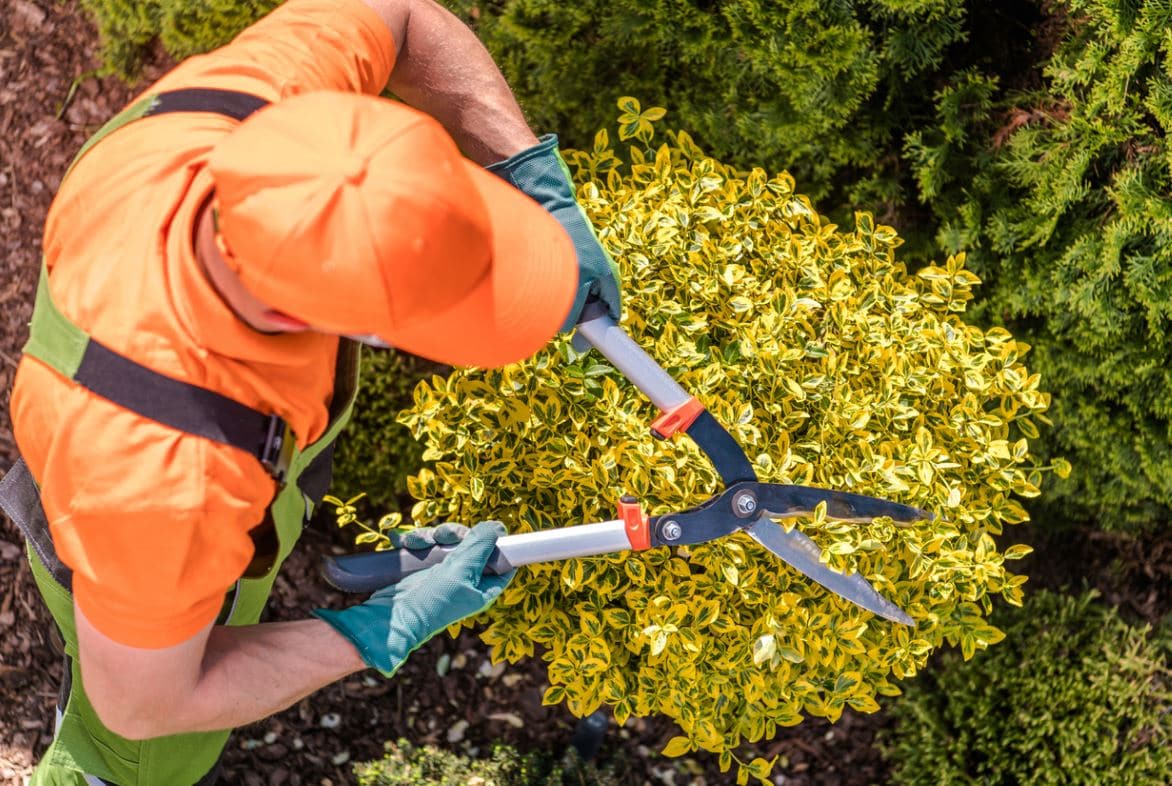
[346,103,1061,784]
[353,739,625,786]
[881,589,1172,786]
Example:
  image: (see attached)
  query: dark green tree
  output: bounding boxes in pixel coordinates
[912,0,1172,529]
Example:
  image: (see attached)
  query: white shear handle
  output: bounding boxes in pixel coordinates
[323,520,631,592]
[575,311,692,412]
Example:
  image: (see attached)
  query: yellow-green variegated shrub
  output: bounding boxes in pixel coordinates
[392,103,1058,783]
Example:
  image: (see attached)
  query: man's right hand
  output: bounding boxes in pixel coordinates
[313,521,514,676]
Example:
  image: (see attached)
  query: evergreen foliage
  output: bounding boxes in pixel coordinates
[157,0,280,60]
[353,739,625,785]
[441,0,1024,221]
[882,589,1172,786]
[78,0,279,77]
[332,350,441,514]
[904,0,1172,530]
[76,0,160,79]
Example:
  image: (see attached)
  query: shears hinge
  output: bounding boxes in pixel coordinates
[650,396,705,440]
[618,495,651,550]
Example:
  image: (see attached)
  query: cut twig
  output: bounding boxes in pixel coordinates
[0,348,20,368]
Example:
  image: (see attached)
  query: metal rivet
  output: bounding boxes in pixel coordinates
[661,520,683,541]
[732,490,758,518]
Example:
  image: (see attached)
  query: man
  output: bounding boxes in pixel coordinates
[1,0,621,783]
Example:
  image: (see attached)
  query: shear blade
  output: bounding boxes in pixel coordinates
[757,485,933,524]
[744,518,914,626]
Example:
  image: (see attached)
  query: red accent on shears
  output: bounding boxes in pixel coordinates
[650,396,705,439]
[618,495,651,551]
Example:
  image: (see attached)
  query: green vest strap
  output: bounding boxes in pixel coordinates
[64,88,270,180]
[25,265,297,480]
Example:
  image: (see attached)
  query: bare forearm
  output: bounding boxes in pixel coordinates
[176,619,365,735]
[97,619,367,740]
[386,0,539,164]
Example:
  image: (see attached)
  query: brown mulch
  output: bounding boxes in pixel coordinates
[2,3,1170,786]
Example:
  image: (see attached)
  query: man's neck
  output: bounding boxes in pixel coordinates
[193,200,243,319]
[192,202,307,335]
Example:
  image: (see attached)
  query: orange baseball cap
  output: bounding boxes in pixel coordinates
[206,91,577,367]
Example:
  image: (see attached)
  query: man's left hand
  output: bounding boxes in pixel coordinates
[487,134,622,330]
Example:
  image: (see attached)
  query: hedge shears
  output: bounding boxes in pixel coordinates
[324,304,928,625]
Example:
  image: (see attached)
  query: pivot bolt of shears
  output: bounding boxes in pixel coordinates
[732,490,758,518]
[660,520,683,542]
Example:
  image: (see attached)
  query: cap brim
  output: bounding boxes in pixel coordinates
[385,162,578,367]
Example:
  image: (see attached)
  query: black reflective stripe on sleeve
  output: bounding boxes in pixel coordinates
[148,88,270,121]
[74,339,282,462]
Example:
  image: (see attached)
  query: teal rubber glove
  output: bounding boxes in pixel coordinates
[313,521,514,677]
[487,134,622,330]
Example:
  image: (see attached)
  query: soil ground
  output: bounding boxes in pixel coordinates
[2,3,1169,785]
